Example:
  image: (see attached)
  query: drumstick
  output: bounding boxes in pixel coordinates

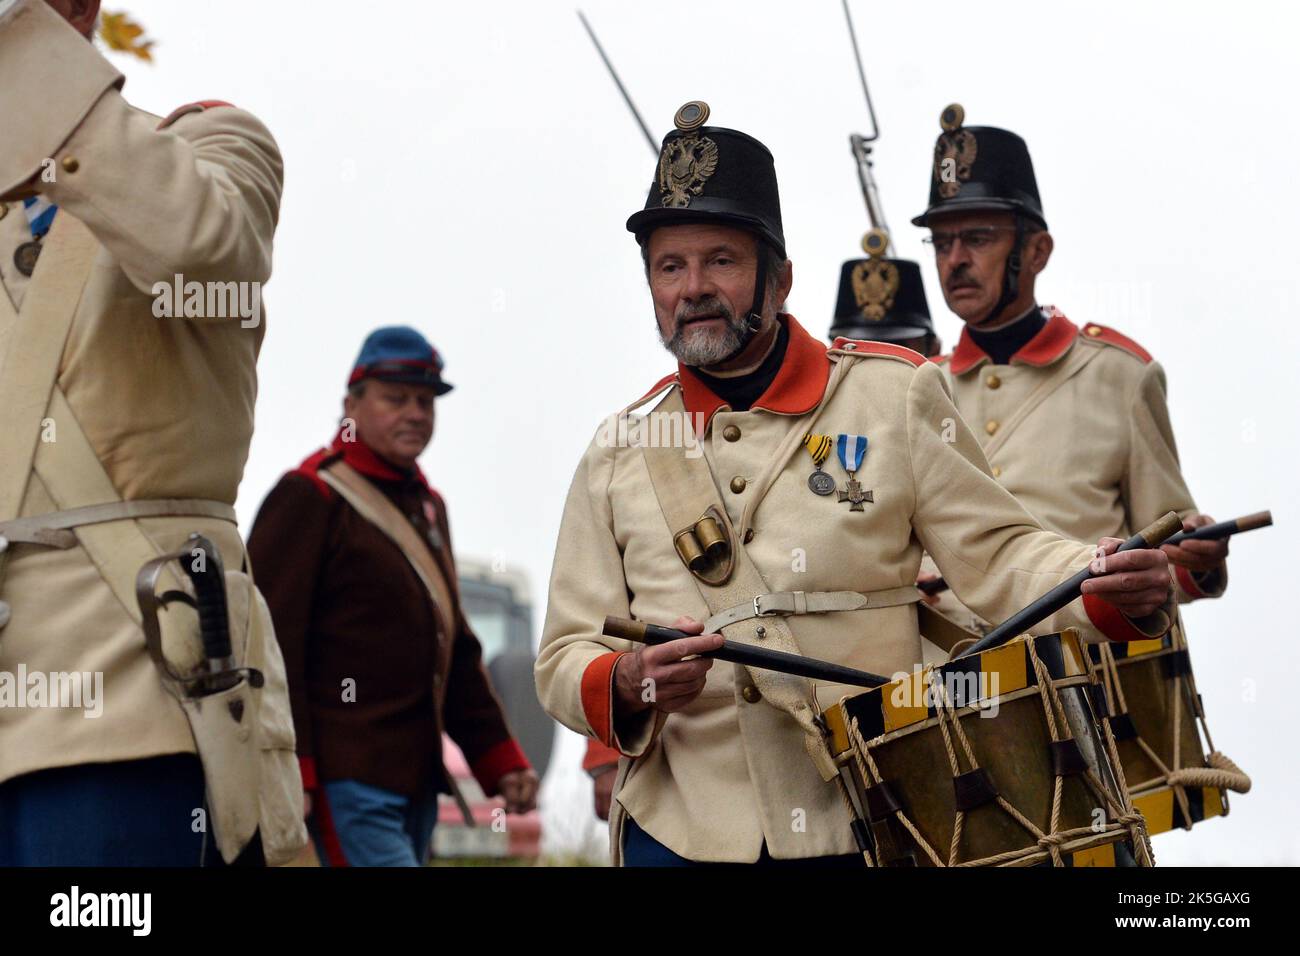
[1162,509,1272,546]
[917,575,949,596]
[961,511,1184,658]
[602,616,889,689]
[918,509,1272,600]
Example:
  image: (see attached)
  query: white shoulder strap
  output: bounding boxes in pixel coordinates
[318,460,456,640]
[0,214,98,523]
[639,388,837,779]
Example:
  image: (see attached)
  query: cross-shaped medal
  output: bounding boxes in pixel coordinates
[837,476,873,511]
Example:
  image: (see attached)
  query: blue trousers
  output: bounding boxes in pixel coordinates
[0,754,218,866]
[623,815,866,868]
[312,778,439,867]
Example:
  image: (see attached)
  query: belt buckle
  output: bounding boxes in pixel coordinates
[753,595,778,619]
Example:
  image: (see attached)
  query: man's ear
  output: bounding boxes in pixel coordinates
[775,258,794,309]
[67,0,102,38]
[1025,230,1054,277]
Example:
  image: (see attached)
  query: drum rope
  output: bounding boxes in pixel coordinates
[1098,713,1156,866]
[846,715,945,867]
[929,667,1066,866]
[842,639,1157,868]
[1028,638,1154,864]
[1167,664,1196,827]
[1097,622,1251,813]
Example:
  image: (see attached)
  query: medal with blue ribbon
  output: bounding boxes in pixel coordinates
[835,433,873,511]
[15,197,57,277]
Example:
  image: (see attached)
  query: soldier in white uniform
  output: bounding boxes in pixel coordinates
[0,0,303,865]
[535,102,1175,866]
[912,105,1228,638]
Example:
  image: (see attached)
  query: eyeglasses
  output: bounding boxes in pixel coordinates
[921,226,1018,256]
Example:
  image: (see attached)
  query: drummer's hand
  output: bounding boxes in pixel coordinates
[915,571,942,606]
[1080,538,1171,617]
[1161,514,1229,573]
[614,617,722,716]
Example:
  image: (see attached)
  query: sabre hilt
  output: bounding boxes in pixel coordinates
[182,534,238,692]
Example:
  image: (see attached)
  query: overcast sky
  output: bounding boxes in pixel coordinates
[112,0,1298,864]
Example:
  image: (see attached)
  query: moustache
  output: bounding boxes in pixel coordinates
[947,273,980,291]
[675,298,737,329]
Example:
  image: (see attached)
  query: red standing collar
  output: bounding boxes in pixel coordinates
[948,309,1078,375]
[674,314,832,429]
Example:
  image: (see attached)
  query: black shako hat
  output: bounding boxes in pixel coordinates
[911,103,1046,229]
[626,101,786,258]
[830,229,934,343]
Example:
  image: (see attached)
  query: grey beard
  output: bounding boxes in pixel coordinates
[660,310,748,366]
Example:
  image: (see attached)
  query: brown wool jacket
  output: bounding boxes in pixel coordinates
[247,433,529,798]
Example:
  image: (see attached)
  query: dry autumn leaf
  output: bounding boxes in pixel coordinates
[98,10,155,62]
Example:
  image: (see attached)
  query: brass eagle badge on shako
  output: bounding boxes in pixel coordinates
[658,101,719,208]
[850,228,899,322]
[933,103,977,199]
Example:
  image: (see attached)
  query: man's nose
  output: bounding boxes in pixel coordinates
[403,399,432,422]
[681,261,717,300]
[941,240,972,271]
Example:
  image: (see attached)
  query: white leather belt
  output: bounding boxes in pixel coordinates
[0,498,237,550]
[703,586,922,634]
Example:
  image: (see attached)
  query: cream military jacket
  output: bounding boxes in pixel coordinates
[0,1,283,782]
[925,307,1223,635]
[536,314,1163,864]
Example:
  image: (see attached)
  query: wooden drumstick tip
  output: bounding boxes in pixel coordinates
[1238,510,1273,532]
[1139,511,1184,547]
[602,616,646,643]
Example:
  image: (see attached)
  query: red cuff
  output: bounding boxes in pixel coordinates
[1083,593,1160,642]
[580,652,626,748]
[469,738,531,796]
[1174,563,1225,600]
[298,755,318,791]
[582,739,622,773]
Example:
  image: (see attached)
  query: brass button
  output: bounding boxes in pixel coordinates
[985,373,1001,389]
[1087,325,1103,337]
[723,424,741,442]
[743,528,754,544]
[730,476,747,494]
[0,601,10,630]
[741,685,762,704]
[61,156,80,174]
[985,420,999,435]
[991,466,1002,478]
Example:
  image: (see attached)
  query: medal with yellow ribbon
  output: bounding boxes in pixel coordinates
[804,433,836,496]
